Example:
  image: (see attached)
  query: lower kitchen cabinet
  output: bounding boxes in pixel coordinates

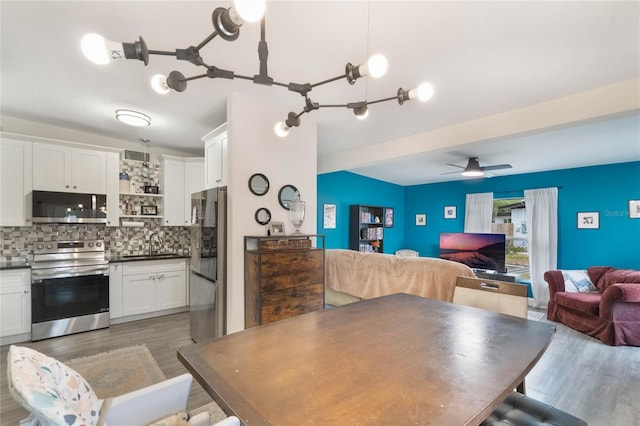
[110,258,187,322]
[0,268,31,343]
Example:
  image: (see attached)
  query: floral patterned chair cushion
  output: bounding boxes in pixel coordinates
[8,345,102,426]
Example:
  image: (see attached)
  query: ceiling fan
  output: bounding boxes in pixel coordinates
[442,157,512,177]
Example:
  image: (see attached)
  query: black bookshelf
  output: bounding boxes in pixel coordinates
[349,205,384,253]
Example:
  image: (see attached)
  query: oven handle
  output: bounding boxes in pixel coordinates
[31,264,109,282]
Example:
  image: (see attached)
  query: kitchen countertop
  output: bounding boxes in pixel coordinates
[0,260,31,270]
[109,253,190,263]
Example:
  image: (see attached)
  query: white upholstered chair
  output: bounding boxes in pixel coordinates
[394,249,419,257]
[7,345,240,426]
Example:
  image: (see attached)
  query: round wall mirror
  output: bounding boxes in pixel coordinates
[278,184,299,210]
[255,207,271,225]
[248,173,270,196]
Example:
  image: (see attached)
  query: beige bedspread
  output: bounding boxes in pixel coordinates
[325,249,475,302]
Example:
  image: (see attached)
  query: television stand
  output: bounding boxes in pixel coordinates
[473,270,520,283]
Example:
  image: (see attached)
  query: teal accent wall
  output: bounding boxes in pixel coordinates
[317,171,404,254]
[318,161,640,270]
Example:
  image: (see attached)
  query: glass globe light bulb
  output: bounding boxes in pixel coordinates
[233,0,266,22]
[274,122,289,138]
[151,74,170,94]
[81,33,109,65]
[366,54,388,78]
[414,82,434,102]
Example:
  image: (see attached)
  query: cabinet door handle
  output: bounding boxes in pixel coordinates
[26,218,31,222]
[24,289,29,294]
[73,185,77,189]
[66,185,70,188]
[157,274,164,280]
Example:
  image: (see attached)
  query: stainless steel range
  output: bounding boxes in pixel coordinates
[31,240,109,341]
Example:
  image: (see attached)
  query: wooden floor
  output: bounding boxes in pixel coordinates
[0,312,213,425]
[1,311,639,426]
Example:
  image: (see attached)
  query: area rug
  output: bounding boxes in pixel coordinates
[66,345,166,397]
[65,345,227,422]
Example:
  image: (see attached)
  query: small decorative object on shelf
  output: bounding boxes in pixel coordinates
[141,205,158,216]
[289,194,306,234]
[144,185,159,194]
[119,172,130,193]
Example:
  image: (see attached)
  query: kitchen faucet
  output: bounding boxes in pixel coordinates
[149,232,164,255]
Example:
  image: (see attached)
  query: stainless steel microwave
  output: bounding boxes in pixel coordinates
[32,191,107,223]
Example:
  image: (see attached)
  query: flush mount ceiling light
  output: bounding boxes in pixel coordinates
[83,0,434,136]
[115,109,151,127]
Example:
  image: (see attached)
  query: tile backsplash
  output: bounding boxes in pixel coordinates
[0,224,190,262]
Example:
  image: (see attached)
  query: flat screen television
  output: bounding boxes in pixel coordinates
[439,232,507,273]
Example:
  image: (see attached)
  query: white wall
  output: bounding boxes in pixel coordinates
[226,92,317,333]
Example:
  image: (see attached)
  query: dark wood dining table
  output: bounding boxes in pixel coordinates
[178,293,555,425]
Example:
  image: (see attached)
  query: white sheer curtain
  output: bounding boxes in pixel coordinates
[524,187,558,308]
[464,193,494,233]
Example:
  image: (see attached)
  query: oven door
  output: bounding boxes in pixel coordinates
[31,274,109,323]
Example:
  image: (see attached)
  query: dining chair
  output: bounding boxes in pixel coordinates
[7,345,240,426]
[453,276,529,393]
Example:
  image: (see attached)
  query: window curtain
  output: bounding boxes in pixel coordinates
[524,187,558,308]
[464,193,494,233]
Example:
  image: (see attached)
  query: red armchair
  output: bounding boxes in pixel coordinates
[545,266,640,346]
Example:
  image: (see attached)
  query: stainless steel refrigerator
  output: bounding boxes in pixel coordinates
[189,186,227,342]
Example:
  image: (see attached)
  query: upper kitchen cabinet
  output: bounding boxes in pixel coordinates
[33,142,107,194]
[161,155,204,226]
[0,137,33,227]
[202,124,228,189]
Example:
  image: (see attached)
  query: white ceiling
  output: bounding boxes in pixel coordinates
[1,1,639,186]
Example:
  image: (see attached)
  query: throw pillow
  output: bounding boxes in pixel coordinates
[561,270,597,293]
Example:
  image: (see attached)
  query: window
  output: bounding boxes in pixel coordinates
[492,198,529,280]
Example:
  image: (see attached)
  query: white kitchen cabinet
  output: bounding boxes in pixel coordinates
[109,263,123,319]
[121,259,187,317]
[161,155,204,226]
[0,268,31,341]
[0,137,32,227]
[184,158,205,222]
[202,124,227,189]
[106,151,120,227]
[122,272,157,316]
[33,142,107,194]
[161,156,186,226]
[157,269,188,310]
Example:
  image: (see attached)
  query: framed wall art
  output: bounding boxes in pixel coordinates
[415,214,426,226]
[444,206,457,219]
[577,212,599,229]
[323,204,336,229]
[384,207,394,228]
[269,221,286,235]
[140,205,158,216]
[629,200,640,219]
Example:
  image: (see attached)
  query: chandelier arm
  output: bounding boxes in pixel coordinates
[253,17,273,85]
[147,49,178,57]
[365,95,398,106]
[315,103,349,108]
[196,31,219,50]
[310,74,347,89]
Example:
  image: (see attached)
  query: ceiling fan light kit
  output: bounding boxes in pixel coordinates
[81,0,434,137]
[444,157,513,178]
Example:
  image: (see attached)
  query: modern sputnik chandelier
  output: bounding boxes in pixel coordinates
[81,0,434,137]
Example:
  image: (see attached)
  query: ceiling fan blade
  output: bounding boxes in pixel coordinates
[482,164,512,171]
[440,170,464,175]
[446,163,466,169]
